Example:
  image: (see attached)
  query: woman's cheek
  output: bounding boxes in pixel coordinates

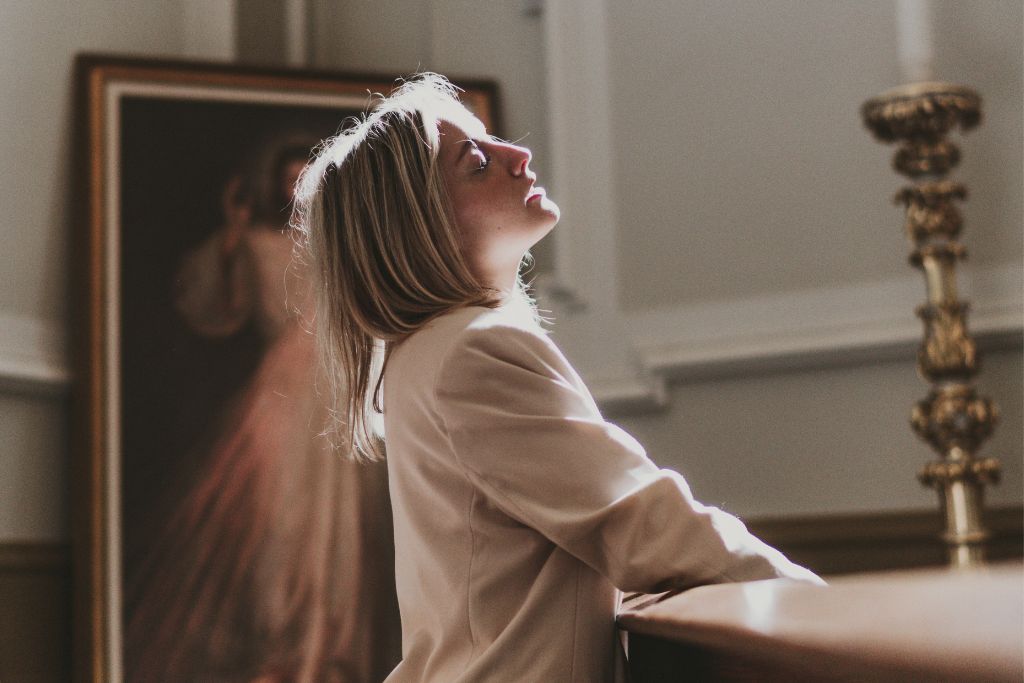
[458,201,491,234]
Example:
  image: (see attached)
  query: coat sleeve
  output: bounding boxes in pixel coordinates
[434,323,823,593]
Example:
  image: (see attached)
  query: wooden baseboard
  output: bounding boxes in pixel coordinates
[0,541,71,683]
[747,505,1024,576]
[0,541,69,571]
[1,505,1020,679]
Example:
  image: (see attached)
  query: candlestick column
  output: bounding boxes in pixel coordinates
[862,83,1001,568]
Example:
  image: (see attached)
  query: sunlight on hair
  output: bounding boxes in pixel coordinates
[289,73,541,462]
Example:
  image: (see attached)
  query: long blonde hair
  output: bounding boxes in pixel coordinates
[292,74,536,461]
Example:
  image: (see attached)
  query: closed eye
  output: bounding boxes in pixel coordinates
[462,139,490,173]
[473,146,491,172]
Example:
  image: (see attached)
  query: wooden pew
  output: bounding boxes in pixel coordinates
[618,563,1022,682]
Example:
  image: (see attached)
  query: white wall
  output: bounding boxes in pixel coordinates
[607,0,1023,311]
[597,0,1024,516]
[0,1,185,321]
[0,1,191,541]
[617,348,1023,517]
[1,0,1020,544]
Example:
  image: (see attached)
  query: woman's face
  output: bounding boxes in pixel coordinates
[436,114,559,283]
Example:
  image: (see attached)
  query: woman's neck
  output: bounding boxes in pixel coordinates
[474,254,524,300]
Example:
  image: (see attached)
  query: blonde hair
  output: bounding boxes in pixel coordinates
[292,74,537,461]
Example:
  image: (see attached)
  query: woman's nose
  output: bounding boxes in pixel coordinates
[499,142,532,176]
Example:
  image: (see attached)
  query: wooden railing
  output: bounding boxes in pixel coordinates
[618,564,1022,682]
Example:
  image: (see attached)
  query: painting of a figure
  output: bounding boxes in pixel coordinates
[74,57,498,683]
[118,85,400,683]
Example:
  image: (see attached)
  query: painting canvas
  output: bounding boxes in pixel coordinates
[74,54,499,682]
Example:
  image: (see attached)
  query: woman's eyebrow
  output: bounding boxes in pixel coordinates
[454,139,475,165]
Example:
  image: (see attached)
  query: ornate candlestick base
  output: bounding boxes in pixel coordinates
[862,82,1001,568]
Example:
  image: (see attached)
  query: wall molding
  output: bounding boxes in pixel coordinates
[542,260,1022,414]
[3,261,1020,405]
[0,311,68,398]
[626,260,1023,384]
[540,0,659,412]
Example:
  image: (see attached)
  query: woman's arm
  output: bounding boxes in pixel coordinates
[435,323,823,593]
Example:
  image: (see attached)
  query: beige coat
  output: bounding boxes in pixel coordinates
[382,300,820,683]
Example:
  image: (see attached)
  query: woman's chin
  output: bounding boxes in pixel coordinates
[535,211,560,243]
[539,197,560,223]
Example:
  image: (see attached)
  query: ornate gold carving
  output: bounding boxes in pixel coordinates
[861,83,981,142]
[893,139,961,177]
[910,384,997,455]
[918,457,1001,488]
[915,303,977,381]
[895,180,967,242]
[908,241,967,269]
[861,81,1000,568]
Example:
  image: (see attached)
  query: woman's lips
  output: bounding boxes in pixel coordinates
[527,187,545,202]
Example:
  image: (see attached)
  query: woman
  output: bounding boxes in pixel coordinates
[293,74,821,683]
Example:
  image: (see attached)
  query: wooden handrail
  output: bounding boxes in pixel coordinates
[618,564,1023,682]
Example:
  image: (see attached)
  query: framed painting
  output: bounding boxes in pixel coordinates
[73,54,500,682]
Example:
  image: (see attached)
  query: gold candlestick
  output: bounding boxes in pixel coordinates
[861,83,1001,568]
